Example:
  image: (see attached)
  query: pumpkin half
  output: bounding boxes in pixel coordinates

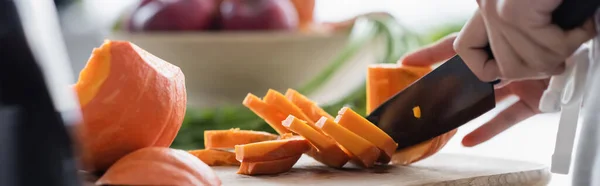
[366,63,456,165]
[74,40,187,172]
[96,147,221,186]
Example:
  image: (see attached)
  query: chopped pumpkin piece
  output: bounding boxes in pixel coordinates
[335,107,398,164]
[242,93,292,134]
[235,137,310,162]
[392,129,457,165]
[204,128,279,149]
[284,88,334,122]
[263,89,320,132]
[366,64,431,114]
[188,149,240,166]
[413,106,421,118]
[282,115,349,168]
[279,133,296,139]
[96,147,221,186]
[315,117,381,168]
[237,154,301,175]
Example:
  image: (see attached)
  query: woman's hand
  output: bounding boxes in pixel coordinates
[454,0,596,84]
[399,34,548,147]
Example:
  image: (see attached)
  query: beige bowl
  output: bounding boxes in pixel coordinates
[108,31,385,108]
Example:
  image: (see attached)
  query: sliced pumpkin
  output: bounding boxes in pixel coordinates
[242,93,292,134]
[204,128,279,149]
[235,137,310,162]
[392,129,457,165]
[282,115,349,168]
[335,107,398,164]
[263,89,320,132]
[315,117,381,168]
[366,64,431,114]
[96,147,221,186]
[188,149,240,166]
[284,88,334,122]
[237,154,302,175]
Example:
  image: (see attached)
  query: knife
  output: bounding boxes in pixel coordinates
[367,0,600,151]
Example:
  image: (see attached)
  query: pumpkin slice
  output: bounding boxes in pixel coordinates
[392,129,457,165]
[284,88,334,122]
[242,93,292,134]
[315,117,381,168]
[263,89,320,132]
[75,40,187,172]
[188,149,240,166]
[282,115,349,168]
[366,64,431,114]
[96,147,221,186]
[235,137,310,162]
[237,154,302,175]
[204,128,279,149]
[335,107,398,164]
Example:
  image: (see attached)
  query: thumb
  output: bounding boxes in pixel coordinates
[399,33,458,66]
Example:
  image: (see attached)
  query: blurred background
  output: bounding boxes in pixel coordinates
[54,0,567,185]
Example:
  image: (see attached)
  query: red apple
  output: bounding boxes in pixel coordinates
[220,0,298,31]
[128,0,218,31]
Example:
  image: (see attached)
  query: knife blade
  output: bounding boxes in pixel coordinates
[366,55,497,150]
[366,0,600,151]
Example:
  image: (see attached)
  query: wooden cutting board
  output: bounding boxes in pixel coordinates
[212,153,551,186]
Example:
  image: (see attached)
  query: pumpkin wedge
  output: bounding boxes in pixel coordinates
[237,154,302,175]
[284,88,334,122]
[335,107,398,164]
[282,115,349,168]
[315,117,381,168]
[242,93,292,134]
[235,137,310,162]
[75,40,186,172]
[366,64,430,114]
[96,147,220,186]
[188,149,240,166]
[204,128,278,149]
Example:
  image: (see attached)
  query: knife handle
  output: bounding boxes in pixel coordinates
[482,0,600,70]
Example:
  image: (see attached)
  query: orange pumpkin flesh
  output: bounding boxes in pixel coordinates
[282,115,349,168]
[391,129,457,165]
[96,147,221,186]
[335,107,398,164]
[75,40,186,172]
[316,117,381,168]
[234,137,310,162]
[188,149,240,166]
[366,64,430,114]
[242,93,292,134]
[366,63,456,165]
[237,154,302,175]
[285,88,334,122]
[204,128,279,149]
[263,89,320,132]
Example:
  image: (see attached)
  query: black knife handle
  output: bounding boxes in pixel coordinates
[483,0,600,84]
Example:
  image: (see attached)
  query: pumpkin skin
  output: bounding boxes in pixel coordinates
[74,40,187,172]
[96,147,221,186]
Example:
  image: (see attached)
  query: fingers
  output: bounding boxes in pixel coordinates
[454,10,500,82]
[399,33,458,66]
[461,100,537,147]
